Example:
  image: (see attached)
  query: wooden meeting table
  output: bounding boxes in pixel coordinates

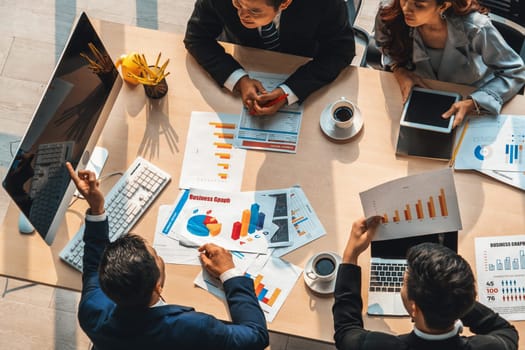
[0,19,524,344]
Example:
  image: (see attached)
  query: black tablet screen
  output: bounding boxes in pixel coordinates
[405,90,457,127]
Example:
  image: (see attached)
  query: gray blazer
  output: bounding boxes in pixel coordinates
[375,11,525,114]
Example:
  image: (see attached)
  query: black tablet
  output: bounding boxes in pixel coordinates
[400,87,461,133]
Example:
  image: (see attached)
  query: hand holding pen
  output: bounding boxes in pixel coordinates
[249,89,289,116]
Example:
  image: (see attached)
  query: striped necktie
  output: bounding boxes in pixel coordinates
[260,22,279,50]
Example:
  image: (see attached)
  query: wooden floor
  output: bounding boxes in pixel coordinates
[0,1,380,348]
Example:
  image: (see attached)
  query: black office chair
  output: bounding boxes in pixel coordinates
[478,0,525,28]
[345,0,373,67]
[486,15,525,61]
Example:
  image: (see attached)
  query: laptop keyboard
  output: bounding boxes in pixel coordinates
[369,261,408,293]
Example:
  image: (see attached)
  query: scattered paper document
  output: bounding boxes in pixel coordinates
[454,114,525,172]
[195,255,302,322]
[475,235,525,321]
[271,186,326,257]
[476,169,525,191]
[163,189,275,254]
[234,72,304,153]
[153,205,201,265]
[360,168,462,241]
[179,112,246,192]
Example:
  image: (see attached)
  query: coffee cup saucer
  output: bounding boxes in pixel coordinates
[303,253,342,295]
[320,104,363,142]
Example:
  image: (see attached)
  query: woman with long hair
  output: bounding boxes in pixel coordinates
[375,0,525,127]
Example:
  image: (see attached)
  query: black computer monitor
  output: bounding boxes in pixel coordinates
[2,12,122,245]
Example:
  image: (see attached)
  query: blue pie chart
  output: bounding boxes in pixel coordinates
[187,215,210,236]
[474,145,491,161]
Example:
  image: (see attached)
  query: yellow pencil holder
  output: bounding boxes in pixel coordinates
[115,53,143,85]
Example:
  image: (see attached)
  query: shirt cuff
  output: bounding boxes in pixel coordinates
[279,84,298,105]
[86,211,107,222]
[224,68,248,92]
[219,267,243,283]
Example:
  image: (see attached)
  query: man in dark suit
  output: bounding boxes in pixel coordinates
[184,0,355,116]
[333,217,518,350]
[66,162,269,350]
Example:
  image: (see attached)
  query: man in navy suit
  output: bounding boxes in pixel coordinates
[184,0,355,116]
[66,163,269,350]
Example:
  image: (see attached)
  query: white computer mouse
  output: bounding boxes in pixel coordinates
[18,213,35,234]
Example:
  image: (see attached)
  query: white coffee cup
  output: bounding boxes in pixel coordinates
[306,252,339,283]
[330,97,355,129]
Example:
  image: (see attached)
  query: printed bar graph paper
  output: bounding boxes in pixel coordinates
[381,187,449,223]
[246,272,282,307]
[360,168,462,241]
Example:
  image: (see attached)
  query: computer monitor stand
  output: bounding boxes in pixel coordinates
[18,213,35,234]
[18,146,109,235]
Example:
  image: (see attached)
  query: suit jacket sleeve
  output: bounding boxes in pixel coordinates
[218,276,270,349]
[184,0,244,87]
[282,0,355,102]
[78,219,115,332]
[461,301,519,349]
[333,263,405,350]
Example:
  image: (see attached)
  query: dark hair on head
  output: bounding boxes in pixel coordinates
[99,235,160,308]
[406,242,476,330]
[265,0,287,10]
[378,0,488,67]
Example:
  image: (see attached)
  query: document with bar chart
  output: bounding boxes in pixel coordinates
[179,112,246,192]
[164,188,275,253]
[360,168,462,241]
[475,235,525,320]
[195,255,302,322]
[454,114,525,172]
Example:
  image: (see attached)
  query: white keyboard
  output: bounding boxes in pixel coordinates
[59,157,171,272]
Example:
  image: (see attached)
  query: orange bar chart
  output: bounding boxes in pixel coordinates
[217,163,229,169]
[382,188,449,222]
[404,204,412,220]
[214,132,234,139]
[428,196,436,218]
[240,209,251,237]
[416,200,424,219]
[247,273,282,307]
[215,152,231,159]
[214,142,233,149]
[218,173,228,180]
[209,122,236,129]
[439,188,448,216]
[393,210,400,222]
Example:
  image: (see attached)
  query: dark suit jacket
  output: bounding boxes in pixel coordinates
[78,219,269,350]
[184,0,355,102]
[333,264,519,350]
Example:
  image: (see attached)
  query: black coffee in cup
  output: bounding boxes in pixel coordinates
[315,257,336,276]
[333,106,353,122]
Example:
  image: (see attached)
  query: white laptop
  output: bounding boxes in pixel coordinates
[367,232,458,316]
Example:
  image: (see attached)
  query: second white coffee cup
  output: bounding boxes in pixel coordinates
[330,97,355,129]
[305,252,339,283]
